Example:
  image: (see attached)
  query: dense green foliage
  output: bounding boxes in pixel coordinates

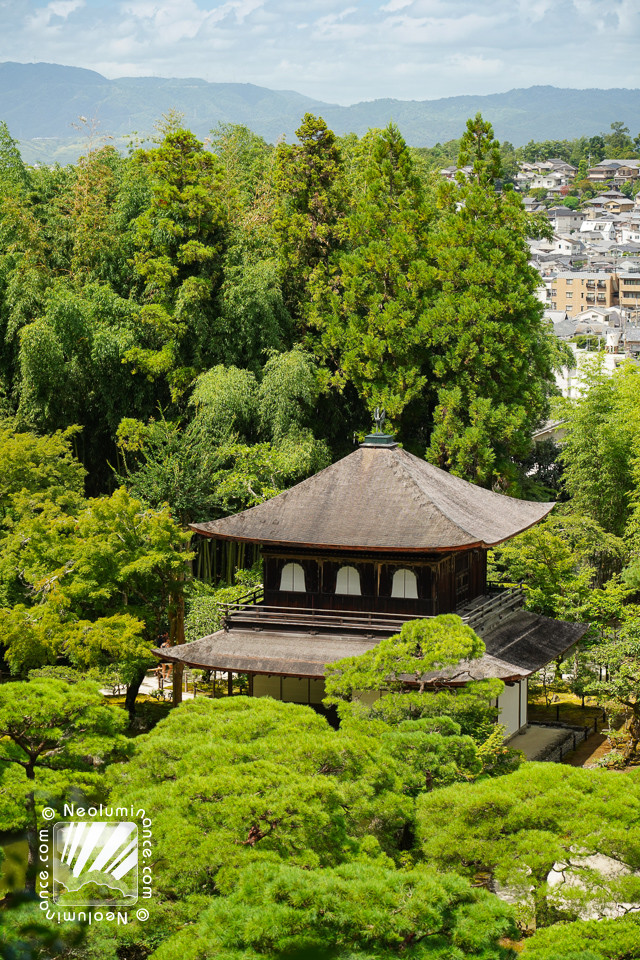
[417,763,640,927]
[521,916,640,960]
[424,117,555,484]
[3,111,640,960]
[150,860,515,960]
[492,358,640,758]
[0,424,191,716]
[0,676,128,890]
[76,697,516,959]
[414,120,640,180]
[0,113,557,495]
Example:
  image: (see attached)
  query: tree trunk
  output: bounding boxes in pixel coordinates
[623,710,640,762]
[24,767,37,894]
[125,667,147,724]
[172,663,183,705]
[532,883,553,929]
[170,587,185,708]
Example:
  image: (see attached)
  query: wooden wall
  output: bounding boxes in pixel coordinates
[262,547,488,616]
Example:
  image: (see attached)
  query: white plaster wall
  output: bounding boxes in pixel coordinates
[253,675,282,699]
[309,679,326,704]
[498,683,521,738]
[282,677,310,703]
[520,679,528,729]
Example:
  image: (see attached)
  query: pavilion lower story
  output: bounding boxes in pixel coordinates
[155,600,587,740]
[252,674,326,704]
[251,673,528,738]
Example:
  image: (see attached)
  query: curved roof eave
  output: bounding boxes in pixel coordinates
[188,445,555,552]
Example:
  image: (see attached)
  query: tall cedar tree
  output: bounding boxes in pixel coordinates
[426,114,556,490]
[308,124,435,431]
[127,129,227,396]
[274,114,346,326]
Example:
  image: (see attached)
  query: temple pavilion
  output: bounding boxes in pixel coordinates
[156,434,587,738]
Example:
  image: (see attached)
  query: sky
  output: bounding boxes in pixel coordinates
[1,0,639,105]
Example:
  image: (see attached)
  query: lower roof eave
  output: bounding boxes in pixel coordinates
[152,646,329,679]
[151,611,589,684]
[405,672,528,689]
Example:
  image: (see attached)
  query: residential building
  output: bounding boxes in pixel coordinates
[604,196,635,215]
[619,225,640,244]
[530,172,568,191]
[552,235,585,256]
[551,272,619,316]
[618,273,640,315]
[547,206,586,235]
[572,306,621,326]
[516,159,576,190]
[579,219,617,242]
[625,326,640,356]
[587,160,640,183]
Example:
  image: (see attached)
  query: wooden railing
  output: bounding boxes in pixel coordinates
[224,585,264,609]
[224,603,420,636]
[462,587,524,635]
[222,585,523,637]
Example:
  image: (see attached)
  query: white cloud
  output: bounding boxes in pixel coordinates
[50,0,84,15]
[380,11,505,46]
[206,0,264,24]
[517,0,552,23]
[27,0,84,29]
[380,0,412,11]
[6,0,640,106]
[447,53,503,76]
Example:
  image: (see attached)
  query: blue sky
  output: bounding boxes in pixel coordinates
[1,0,639,104]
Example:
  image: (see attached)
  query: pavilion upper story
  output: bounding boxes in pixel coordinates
[190,435,554,620]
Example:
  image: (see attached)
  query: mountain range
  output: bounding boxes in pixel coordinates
[2,62,639,165]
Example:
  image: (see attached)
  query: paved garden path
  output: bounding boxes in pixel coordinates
[510,725,569,760]
[562,730,611,768]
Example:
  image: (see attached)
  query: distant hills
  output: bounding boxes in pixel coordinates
[2,62,640,165]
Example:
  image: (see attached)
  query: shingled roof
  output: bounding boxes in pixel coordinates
[422,612,588,684]
[155,610,587,683]
[191,442,554,552]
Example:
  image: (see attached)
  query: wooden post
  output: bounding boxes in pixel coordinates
[171,588,185,707]
[172,663,184,705]
[227,671,233,697]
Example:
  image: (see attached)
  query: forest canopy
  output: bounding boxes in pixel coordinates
[0,113,557,500]
[3,112,640,960]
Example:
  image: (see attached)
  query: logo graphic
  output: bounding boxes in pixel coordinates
[52,822,138,906]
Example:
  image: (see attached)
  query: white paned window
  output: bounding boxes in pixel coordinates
[391,568,418,599]
[280,562,306,592]
[335,566,361,596]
